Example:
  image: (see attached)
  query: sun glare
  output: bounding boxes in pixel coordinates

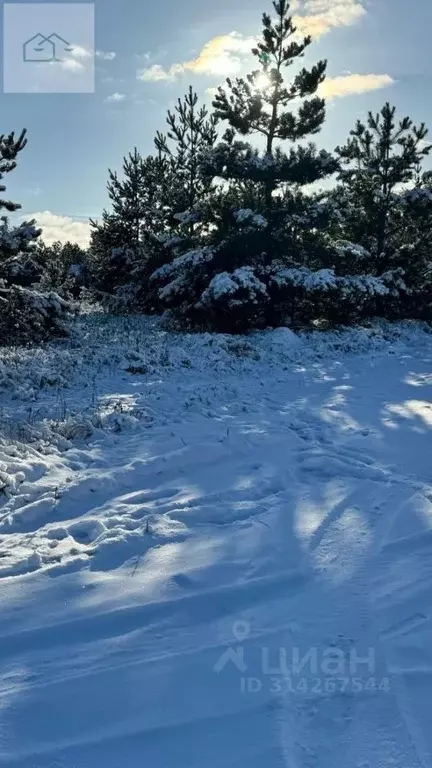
[255,72,270,90]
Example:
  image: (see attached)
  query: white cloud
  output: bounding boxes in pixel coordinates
[294,0,366,38]
[137,3,368,86]
[70,44,93,59]
[58,44,92,72]
[105,92,127,102]
[137,32,256,82]
[23,212,91,248]
[101,75,125,84]
[96,50,116,61]
[319,73,394,99]
[137,63,184,82]
[60,58,85,72]
[184,33,255,76]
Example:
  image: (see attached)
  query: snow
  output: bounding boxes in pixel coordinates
[234,208,268,228]
[151,246,215,282]
[199,266,269,306]
[334,239,371,259]
[173,209,199,224]
[272,266,402,296]
[151,246,215,300]
[200,270,239,300]
[0,217,40,253]
[0,314,431,767]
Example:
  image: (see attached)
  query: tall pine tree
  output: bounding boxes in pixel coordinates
[0,129,74,344]
[155,86,218,237]
[152,1,339,331]
[0,129,41,286]
[105,149,173,248]
[89,150,173,295]
[210,0,334,213]
[335,102,432,258]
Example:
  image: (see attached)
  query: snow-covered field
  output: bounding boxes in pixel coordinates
[0,315,431,767]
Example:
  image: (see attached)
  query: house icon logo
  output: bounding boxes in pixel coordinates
[23,33,73,63]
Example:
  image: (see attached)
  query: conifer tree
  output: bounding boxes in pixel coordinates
[155,86,218,235]
[89,211,133,294]
[0,130,73,344]
[89,150,174,295]
[106,148,147,249]
[211,0,334,212]
[0,129,28,212]
[0,129,41,285]
[151,0,340,331]
[35,240,88,296]
[335,102,432,258]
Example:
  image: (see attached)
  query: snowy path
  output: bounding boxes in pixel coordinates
[0,321,431,767]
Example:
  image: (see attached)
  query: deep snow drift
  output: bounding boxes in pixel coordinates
[0,315,431,767]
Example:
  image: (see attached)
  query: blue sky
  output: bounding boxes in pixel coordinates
[2,0,431,245]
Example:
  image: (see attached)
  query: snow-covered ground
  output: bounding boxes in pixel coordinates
[0,315,431,767]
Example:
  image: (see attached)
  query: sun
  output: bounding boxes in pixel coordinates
[255,72,271,91]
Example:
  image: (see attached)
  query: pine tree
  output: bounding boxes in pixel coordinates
[89,210,137,294]
[151,1,338,331]
[106,148,148,249]
[155,86,218,237]
[0,130,73,344]
[101,149,174,249]
[211,0,333,212]
[387,176,432,318]
[35,240,88,296]
[0,129,42,287]
[335,102,432,259]
[0,129,28,213]
[89,151,173,296]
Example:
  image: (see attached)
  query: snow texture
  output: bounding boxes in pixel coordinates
[199,266,268,307]
[151,246,215,282]
[234,208,268,228]
[333,239,372,260]
[0,314,431,768]
[272,266,401,296]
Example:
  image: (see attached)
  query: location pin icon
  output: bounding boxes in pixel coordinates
[232,620,250,643]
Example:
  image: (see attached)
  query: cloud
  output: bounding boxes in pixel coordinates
[184,33,255,76]
[51,46,116,75]
[70,45,93,59]
[137,32,255,82]
[60,58,85,72]
[101,75,125,84]
[138,63,184,82]
[137,4,368,84]
[294,0,366,38]
[319,73,394,99]
[67,46,117,62]
[96,50,116,61]
[24,212,91,248]
[105,92,127,102]
[58,44,92,72]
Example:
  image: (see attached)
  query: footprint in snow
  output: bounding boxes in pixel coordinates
[67,519,107,544]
